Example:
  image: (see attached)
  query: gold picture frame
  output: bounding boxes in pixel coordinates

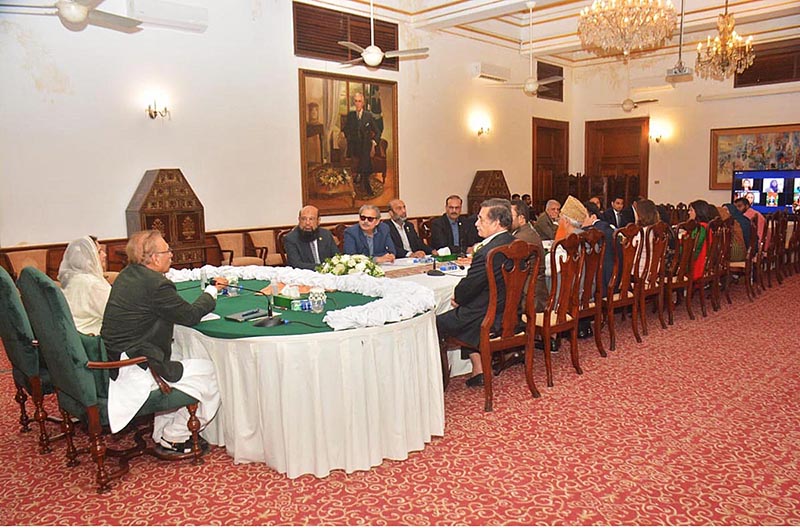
[298,69,399,215]
[709,123,800,190]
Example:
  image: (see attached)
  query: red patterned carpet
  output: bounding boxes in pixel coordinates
[1,276,799,525]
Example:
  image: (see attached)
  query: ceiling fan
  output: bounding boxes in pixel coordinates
[0,0,142,32]
[337,0,429,67]
[598,97,659,112]
[494,2,562,96]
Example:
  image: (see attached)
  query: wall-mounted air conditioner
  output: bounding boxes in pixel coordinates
[127,0,208,33]
[470,62,511,83]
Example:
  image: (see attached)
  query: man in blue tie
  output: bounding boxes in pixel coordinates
[430,195,480,255]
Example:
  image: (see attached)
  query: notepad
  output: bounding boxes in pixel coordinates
[224,308,270,322]
[201,312,221,322]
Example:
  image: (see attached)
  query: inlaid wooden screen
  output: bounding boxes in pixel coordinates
[293,2,399,71]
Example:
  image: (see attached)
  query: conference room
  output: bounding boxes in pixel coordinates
[1,0,799,525]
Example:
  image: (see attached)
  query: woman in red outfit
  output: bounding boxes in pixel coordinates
[688,200,713,281]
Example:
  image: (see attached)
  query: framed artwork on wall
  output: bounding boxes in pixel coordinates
[298,69,399,215]
[709,123,800,190]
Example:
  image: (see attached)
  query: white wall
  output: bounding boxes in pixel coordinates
[0,1,572,247]
[570,54,800,205]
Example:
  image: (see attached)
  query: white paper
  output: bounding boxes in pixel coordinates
[200,312,221,322]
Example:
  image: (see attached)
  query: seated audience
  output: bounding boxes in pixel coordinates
[589,195,604,212]
[343,204,396,263]
[436,198,515,388]
[583,201,615,296]
[521,194,532,207]
[511,193,521,200]
[734,196,766,248]
[601,195,633,228]
[283,205,339,270]
[688,200,713,281]
[58,235,110,335]
[101,230,226,453]
[385,199,431,258]
[533,199,561,240]
[634,199,660,276]
[510,199,547,312]
[430,195,480,254]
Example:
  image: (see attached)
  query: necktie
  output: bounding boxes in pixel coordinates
[311,240,320,265]
[615,211,620,225]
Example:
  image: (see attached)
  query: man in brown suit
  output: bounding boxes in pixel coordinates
[510,200,548,312]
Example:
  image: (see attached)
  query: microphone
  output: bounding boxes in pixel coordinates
[209,279,285,327]
[427,257,444,276]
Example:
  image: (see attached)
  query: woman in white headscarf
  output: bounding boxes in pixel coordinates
[58,236,110,335]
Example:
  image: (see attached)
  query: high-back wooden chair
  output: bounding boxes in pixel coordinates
[5,248,49,280]
[213,233,264,266]
[727,216,759,302]
[0,266,64,454]
[276,229,292,265]
[536,234,584,387]
[440,240,542,411]
[772,210,788,283]
[419,218,433,248]
[675,203,689,223]
[664,219,698,325]
[576,229,607,358]
[246,230,284,266]
[604,223,643,351]
[714,217,735,306]
[332,224,349,252]
[638,222,669,335]
[18,267,206,493]
[691,218,722,317]
[787,214,799,275]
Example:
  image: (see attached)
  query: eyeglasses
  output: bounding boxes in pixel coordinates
[152,248,173,255]
[359,215,377,222]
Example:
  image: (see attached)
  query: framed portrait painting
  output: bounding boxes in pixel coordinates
[298,69,399,215]
[709,123,800,190]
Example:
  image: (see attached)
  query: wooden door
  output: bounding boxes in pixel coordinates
[585,117,649,206]
[532,117,569,215]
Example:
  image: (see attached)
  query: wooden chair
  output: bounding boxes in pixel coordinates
[787,215,800,275]
[246,230,283,266]
[332,224,349,252]
[4,248,49,280]
[440,240,542,411]
[604,224,643,351]
[772,210,788,283]
[213,233,264,266]
[714,217,734,307]
[576,229,607,358]
[728,216,759,302]
[664,220,698,325]
[18,267,206,493]
[419,218,433,248]
[276,229,292,265]
[691,218,722,317]
[0,267,66,453]
[760,213,779,288]
[638,222,669,335]
[675,203,689,223]
[536,234,584,387]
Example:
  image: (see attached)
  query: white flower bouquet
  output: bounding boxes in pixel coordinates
[316,254,385,278]
[315,166,351,188]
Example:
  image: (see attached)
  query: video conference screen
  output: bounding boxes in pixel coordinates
[732,170,800,214]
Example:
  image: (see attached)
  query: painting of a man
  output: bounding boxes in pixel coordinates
[343,92,382,197]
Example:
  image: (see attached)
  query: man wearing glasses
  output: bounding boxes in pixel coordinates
[343,204,396,263]
[102,230,227,454]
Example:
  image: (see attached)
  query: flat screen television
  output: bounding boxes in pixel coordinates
[732,170,800,214]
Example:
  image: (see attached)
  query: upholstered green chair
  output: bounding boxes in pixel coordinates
[0,266,62,453]
[17,266,205,493]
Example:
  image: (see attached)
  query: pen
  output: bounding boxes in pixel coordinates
[242,308,260,316]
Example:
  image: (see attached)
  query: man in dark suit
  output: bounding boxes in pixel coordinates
[384,199,431,258]
[102,230,226,453]
[510,199,547,312]
[601,195,634,228]
[436,198,515,388]
[584,201,616,296]
[343,92,382,197]
[284,205,339,270]
[343,204,396,262]
[430,195,480,255]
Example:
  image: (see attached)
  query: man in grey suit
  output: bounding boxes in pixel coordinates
[436,198,515,388]
[283,205,339,270]
[534,199,561,240]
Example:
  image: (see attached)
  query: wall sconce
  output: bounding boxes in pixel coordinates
[649,133,663,143]
[146,100,170,119]
[649,119,672,144]
[477,126,490,137]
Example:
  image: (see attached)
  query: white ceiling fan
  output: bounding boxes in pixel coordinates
[494,2,562,96]
[597,64,659,112]
[0,0,142,32]
[337,0,429,67]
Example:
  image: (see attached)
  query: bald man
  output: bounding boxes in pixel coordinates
[283,205,340,270]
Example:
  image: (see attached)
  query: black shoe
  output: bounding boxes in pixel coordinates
[493,352,524,376]
[159,436,209,454]
[578,323,593,339]
[534,338,560,352]
[465,373,484,387]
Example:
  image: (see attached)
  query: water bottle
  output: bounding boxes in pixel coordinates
[199,269,208,290]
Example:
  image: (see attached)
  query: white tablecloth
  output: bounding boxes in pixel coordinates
[172,311,444,479]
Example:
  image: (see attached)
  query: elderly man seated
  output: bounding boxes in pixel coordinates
[101,230,227,453]
[343,204,396,263]
[283,205,339,269]
[384,199,431,258]
[436,198,515,388]
[534,199,560,240]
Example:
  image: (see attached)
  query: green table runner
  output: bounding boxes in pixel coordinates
[177,280,378,338]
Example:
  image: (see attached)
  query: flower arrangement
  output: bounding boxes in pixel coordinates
[315,166,351,188]
[316,254,385,278]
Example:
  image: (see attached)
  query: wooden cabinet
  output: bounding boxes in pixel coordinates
[467,170,510,215]
[125,169,207,269]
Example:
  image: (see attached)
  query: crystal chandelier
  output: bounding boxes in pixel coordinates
[578,0,678,60]
[695,0,754,81]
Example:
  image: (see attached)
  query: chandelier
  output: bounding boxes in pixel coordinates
[695,0,754,81]
[578,0,678,60]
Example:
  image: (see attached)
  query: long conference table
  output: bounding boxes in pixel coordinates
[171,262,463,479]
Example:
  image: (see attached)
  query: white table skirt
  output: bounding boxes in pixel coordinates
[172,311,445,479]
